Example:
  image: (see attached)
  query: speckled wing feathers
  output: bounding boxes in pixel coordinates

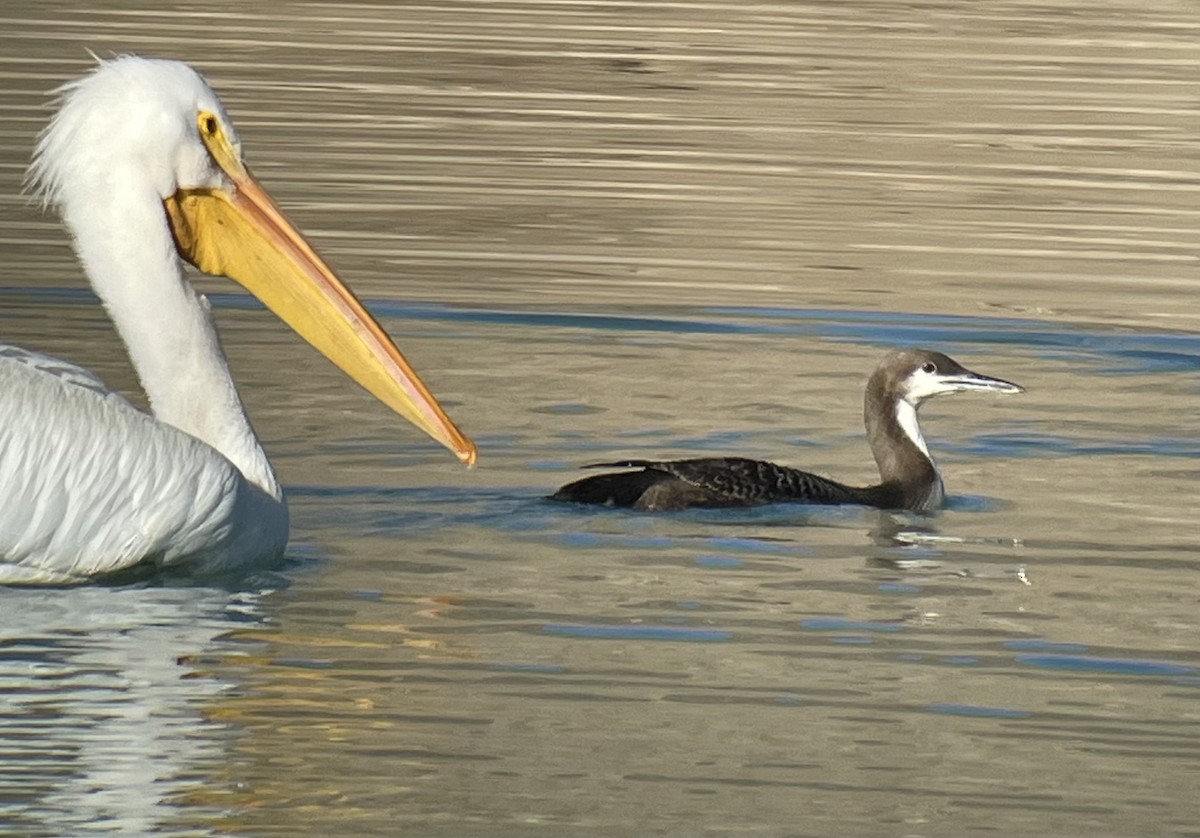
[556,457,875,509]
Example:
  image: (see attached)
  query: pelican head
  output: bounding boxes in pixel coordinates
[30,57,240,213]
[28,55,476,465]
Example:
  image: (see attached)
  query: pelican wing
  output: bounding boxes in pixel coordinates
[0,344,112,396]
[0,350,286,583]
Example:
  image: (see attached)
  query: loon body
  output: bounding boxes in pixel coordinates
[551,349,1022,513]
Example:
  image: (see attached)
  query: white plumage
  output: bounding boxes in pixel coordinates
[0,347,284,583]
[1,56,474,584]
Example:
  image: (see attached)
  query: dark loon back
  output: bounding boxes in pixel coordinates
[551,457,883,511]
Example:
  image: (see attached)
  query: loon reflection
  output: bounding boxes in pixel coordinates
[551,349,1023,512]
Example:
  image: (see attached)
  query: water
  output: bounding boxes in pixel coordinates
[1,1,1198,836]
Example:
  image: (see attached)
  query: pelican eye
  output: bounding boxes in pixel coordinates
[198,112,219,137]
[921,362,937,374]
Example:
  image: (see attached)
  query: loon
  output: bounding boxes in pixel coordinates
[550,349,1023,512]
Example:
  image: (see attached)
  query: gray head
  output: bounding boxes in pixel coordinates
[870,349,1024,408]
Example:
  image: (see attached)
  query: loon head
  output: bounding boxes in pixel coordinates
[884,349,1025,408]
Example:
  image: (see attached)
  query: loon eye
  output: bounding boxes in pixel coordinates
[921,361,937,374]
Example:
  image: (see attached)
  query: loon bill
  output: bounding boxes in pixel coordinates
[550,348,1023,513]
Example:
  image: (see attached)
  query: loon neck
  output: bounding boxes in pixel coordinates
[863,384,944,512]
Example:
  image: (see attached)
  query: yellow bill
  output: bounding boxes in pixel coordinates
[163,110,476,465]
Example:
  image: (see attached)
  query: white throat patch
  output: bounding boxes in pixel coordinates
[894,400,930,458]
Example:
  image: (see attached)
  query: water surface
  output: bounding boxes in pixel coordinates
[0,2,1198,836]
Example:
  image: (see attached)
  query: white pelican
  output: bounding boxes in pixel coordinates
[0,56,476,584]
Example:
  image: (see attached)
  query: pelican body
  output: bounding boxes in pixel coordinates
[551,349,1022,512]
[0,57,475,584]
